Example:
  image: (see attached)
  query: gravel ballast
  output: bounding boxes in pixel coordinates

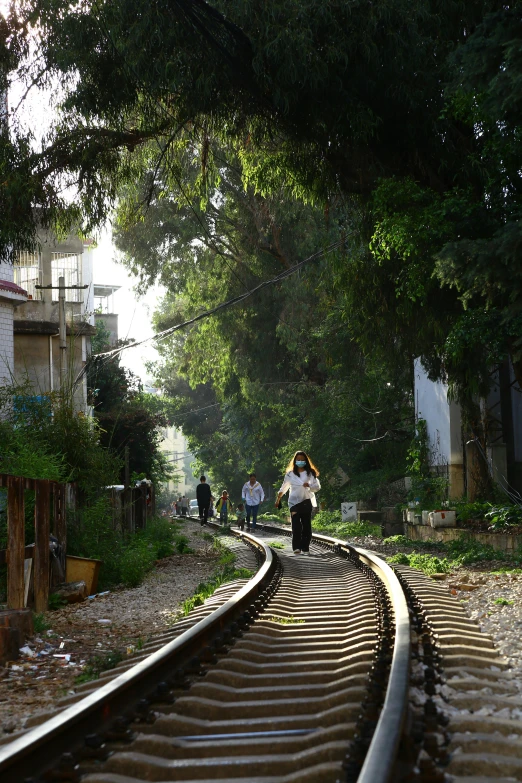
[0,520,223,735]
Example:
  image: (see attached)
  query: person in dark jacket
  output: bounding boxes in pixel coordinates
[196,476,212,525]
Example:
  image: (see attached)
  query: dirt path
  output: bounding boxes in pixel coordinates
[0,520,219,735]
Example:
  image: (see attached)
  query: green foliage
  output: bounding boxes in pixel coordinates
[32,612,51,633]
[382,535,442,550]
[493,597,514,606]
[268,541,285,550]
[445,535,507,565]
[388,551,451,576]
[269,615,305,624]
[75,650,124,684]
[406,420,448,509]
[454,499,494,524]
[4,0,522,503]
[48,593,67,610]
[88,322,175,486]
[312,510,381,539]
[180,565,254,616]
[485,506,522,531]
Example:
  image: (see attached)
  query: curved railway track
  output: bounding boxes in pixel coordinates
[1,519,513,783]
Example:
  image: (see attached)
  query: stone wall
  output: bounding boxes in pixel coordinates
[404,522,522,554]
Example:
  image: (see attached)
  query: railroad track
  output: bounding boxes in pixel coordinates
[0,520,518,782]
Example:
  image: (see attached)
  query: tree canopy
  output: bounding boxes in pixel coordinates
[2,0,522,494]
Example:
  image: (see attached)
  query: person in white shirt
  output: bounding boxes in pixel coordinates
[276,451,321,555]
[241,473,265,531]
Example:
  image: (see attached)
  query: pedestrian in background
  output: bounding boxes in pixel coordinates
[275,451,321,555]
[196,475,212,525]
[181,495,189,516]
[216,490,232,526]
[241,473,265,531]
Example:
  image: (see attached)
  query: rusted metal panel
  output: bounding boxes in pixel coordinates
[7,475,25,609]
[34,480,50,612]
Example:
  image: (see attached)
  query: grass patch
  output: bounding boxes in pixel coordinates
[33,612,50,634]
[493,597,514,606]
[48,593,68,610]
[258,513,286,523]
[268,541,285,549]
[490,567,522,574]
[388,551,451,575]
[312,510,380,538]
[75,650,123,684]
[445,535,510,565]
[382,535,444,549]
[180,565,254,617]
[269,615,305,624]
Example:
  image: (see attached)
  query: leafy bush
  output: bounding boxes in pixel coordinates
[388,551,451,575]
[445,535,506,565]
[33,612,51,633]
[383,535,445,550]
[312,510,380,538]
[485,506,522,530]
[180,565,254,616]
[454,499,493,523]
[119,544,154,587]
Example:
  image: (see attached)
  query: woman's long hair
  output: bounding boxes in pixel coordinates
[286,451,320,478]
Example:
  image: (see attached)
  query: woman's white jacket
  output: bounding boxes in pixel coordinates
[278,471,321,509]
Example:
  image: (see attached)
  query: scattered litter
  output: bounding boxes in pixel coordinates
[59,642,65,649]
[97,619,111,625]
[19,646,35,657]
[52,654,71,662]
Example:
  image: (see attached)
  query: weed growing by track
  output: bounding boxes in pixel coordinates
[75,650,124,684]
[312,510,381,538]
[180,566,254,616]
[268,541,285,549]
[388,551,451,575]
[494,597,514,606]
[269,615,305,624]
[386,533,522,575]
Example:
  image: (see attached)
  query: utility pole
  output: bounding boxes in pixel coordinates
[58,276,67,385]
[35,279,88,391]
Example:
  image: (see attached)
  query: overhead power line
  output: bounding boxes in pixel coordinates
[75,237,345,389]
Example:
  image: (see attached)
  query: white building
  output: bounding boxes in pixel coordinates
[414,358,522,500]
[0,260,28,387]
[9,231,96,411]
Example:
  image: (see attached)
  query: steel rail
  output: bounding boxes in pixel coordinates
[0,530,275,782]
[258,522,411,783]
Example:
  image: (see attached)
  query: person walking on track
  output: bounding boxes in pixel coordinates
[216,490,232,526]
[275,451,321,555]
[241,473,265,531]
[196,475,212,525]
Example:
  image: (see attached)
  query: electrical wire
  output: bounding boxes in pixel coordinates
[74,237,344,389]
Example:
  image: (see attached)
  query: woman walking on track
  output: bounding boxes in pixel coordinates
[275,451,321,555]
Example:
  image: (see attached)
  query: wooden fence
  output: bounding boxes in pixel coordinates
[0,474,69,612]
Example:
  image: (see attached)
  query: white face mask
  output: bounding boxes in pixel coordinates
[295,460,306,467]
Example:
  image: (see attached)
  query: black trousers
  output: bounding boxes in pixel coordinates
[290,499,313,552]
[198,504,209,525]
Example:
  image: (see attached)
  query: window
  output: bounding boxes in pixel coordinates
[14,251,42,300]
[51,252,82,302]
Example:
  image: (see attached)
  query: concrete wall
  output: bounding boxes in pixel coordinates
[95,313,118,346]
[414,358,464,497]
[404,522,522,554]
[11,231,93,412]
[0,301,14,386]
